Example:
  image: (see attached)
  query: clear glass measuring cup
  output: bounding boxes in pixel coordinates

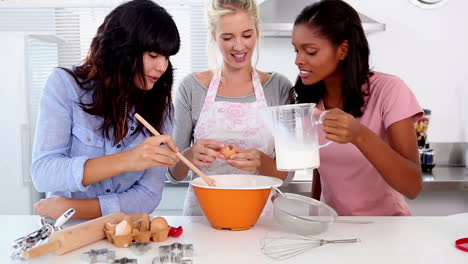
[259,103,332,171]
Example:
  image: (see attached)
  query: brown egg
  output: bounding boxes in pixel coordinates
[220,145,238,159]
[151,217,169,232]
[151,217,170,242]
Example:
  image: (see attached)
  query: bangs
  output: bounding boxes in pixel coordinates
[141,11,180,57]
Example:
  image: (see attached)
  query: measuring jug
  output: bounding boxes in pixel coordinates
[259,103,331,171]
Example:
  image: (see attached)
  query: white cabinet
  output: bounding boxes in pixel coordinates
[0,32,35,214]
[0,32,60,214]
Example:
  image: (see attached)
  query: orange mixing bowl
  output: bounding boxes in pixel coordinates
[190,174,283,231]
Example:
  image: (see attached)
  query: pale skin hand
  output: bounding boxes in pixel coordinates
[40,135,180,219]
[82,134,179,186]
[168,139,225,181]
[228,148,288,180]
[124,135,180,171]
[321,108,422,199]
[34,196,70,219]
[189,139,225,168]
[34,196,101,219]
[228,149,261,172]
[169,140,287,181]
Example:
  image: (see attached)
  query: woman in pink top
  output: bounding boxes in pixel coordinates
[291,0,423,216]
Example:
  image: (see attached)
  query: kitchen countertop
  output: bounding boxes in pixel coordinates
[3,214,468,263]
[422,166,468,190]
[284,165,468,194]
[168,166,468,191]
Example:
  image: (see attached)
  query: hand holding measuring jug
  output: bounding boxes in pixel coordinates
[322,108,363,144]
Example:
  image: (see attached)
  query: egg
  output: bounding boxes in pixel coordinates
[115,220,132,236]
[220,145,238,159]
[151,216,169,232]
[151,216,170,242]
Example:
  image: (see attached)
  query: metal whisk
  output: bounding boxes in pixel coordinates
[260,233,360,260]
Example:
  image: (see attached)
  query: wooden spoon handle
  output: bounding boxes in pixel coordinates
[134,113,216,187]
[176,152,216,186]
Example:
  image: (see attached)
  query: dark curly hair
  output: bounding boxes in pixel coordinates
[290,0,372,117]
[62,0,180,143]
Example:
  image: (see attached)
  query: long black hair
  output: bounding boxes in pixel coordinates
[63,0,180,143]
[290,0,372,117]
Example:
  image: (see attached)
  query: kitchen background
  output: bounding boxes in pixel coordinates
[0,0,466,217]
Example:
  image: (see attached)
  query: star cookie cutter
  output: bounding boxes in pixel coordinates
[154,242,193,264]
[81,248,116,263]
[113,257,137,263]
[130,241,152,256]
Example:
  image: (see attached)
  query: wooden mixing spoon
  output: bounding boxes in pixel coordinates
[135,113,216,187]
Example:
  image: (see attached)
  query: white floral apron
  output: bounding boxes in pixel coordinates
[183,68,275,216]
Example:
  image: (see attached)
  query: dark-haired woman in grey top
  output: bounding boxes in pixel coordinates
[168,0,293,216]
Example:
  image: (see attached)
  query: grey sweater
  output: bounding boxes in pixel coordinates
[171,72,293,180]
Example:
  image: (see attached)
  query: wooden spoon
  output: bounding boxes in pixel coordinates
[134,113,216,187]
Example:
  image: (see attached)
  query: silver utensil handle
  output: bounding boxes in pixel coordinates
[55,208,75,228]
[322,238,361,245]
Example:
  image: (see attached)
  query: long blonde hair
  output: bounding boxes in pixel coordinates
[206,0,261,69]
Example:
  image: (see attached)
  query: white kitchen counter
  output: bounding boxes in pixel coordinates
[3,214,468,264]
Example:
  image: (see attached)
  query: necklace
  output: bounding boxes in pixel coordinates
[122,101,128,137]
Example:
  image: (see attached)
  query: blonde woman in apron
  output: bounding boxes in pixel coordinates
[186,66,278,215]
[169,0,293,216]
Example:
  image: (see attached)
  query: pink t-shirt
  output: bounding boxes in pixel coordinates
[317,72,423,216]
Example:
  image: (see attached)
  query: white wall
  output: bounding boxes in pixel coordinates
[258,0,468,143]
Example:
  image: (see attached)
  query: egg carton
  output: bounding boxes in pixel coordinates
[104,214,170,248]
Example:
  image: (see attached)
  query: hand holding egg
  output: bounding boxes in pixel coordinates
[220,145,239,159]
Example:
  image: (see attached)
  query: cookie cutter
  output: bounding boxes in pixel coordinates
[113,257,137,263]
[155,255,193,264]
[81,248,116,263]
[130,241,151,256]
[154,242,194,264]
